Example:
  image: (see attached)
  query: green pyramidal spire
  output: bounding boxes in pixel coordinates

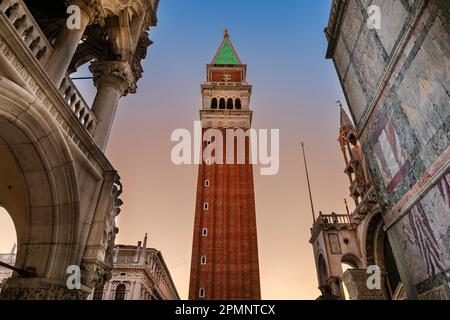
[213,29,241,65]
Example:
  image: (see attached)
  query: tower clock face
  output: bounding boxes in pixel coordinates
[211,70,242,82]
[222,73,232,81]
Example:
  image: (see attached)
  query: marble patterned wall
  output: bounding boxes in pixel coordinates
[329,0,450,298]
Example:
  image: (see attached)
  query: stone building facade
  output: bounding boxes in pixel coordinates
[0,245,16,290]
[324,0,450,299]
[310,107,406,300]
[188,30,261,300]
[0,0,159,299]
[89,235,180,300]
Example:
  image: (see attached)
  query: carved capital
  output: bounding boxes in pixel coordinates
[90,60,136,96]
[66,0,107,25]
[81,261,112,289]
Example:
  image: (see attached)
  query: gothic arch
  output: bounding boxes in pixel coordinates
[363,210,384,267]
[0,78,80,298]
[363,209,402,299]
[317,253,328,286]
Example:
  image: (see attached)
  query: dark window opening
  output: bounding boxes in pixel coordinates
[227,98,233,109]
[115,284,126,300]
[211,98,218,109]
[219,98,225,109]
[235,98,242,109]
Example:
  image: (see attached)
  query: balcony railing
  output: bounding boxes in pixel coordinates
[0,254,16,265]
[0,0,97,135]
[59,76,97,133]
[115,256,138,264]
[0,0,52,64]
[316,213,352,225]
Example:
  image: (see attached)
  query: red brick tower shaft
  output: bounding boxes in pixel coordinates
[188,30,261,300]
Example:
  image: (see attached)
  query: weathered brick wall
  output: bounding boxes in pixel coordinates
[327,0,450,299]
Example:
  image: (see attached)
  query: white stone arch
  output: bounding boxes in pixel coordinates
[0,77,81,298]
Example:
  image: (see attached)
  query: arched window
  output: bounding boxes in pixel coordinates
[201,256,207,265]
[202,228,208,237]
[235,98,241,109]
[227,98,233,109]
[211,98,218,109]
[199,288,205,298]
[219,98,225,109]
[93,285,104,300]
[115,284,126,300]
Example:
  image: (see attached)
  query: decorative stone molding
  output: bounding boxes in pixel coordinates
[90,60,136,96]
[0,280,89,300]
[81,261,112,290]
[200,110,253,129]
[352,187,379,224]
[0,36,99,169]
[131,31,152,82]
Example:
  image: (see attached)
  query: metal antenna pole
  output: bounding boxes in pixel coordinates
[301,142,316,223]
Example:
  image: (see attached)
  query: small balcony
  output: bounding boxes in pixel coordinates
[310,212,356,240]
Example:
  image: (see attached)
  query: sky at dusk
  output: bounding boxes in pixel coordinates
[0,0,354,299]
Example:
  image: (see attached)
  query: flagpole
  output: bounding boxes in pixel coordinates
[301,142,316,223]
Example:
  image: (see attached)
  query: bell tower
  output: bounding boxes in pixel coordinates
[188,30,261,300]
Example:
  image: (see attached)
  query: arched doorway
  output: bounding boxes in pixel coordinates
[0,80,81,299]
[365,212,404,299]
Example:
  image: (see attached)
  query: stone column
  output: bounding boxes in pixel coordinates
[89,60,136,151]
[133,281,142,300]
[46,0,103,86]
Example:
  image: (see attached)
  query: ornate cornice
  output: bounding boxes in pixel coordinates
[200,110,253,129]
[90,60,136,96]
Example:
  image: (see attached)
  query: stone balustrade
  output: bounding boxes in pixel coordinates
[59,76,97,134]
[0,0,52,65]
[0,0,99,137]
[317,213,352,225]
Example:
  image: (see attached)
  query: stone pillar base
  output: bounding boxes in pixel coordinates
[341,269,386,300]
[0,277,90,300]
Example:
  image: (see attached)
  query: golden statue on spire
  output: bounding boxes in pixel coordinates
[224,28,229,38]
